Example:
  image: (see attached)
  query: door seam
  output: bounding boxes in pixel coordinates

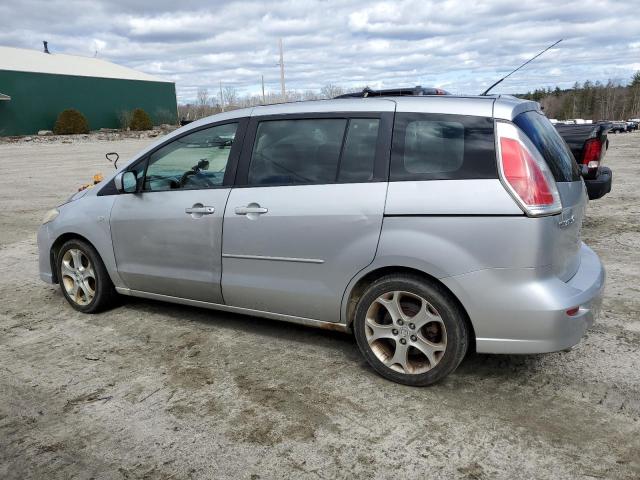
[219,188,233,305]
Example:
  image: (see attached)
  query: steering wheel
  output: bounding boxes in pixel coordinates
[179,170,218,188]
[179,169,197,187]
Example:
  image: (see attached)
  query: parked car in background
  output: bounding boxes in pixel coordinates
[38,91,605,386]
[626,120,638,131]
[609,121,628,133]
[555,122,612,200]
[551,119,593,125]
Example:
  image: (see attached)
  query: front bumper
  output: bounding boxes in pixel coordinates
[441,243,605,354]
[37,223,55,284]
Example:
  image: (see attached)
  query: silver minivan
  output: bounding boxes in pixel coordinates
[37,94,605,386]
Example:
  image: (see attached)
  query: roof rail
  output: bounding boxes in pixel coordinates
[335,85,450,99]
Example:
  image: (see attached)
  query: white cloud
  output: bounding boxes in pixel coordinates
[0,0,638,101]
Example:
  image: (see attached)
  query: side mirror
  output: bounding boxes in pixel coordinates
[114,171,137,193]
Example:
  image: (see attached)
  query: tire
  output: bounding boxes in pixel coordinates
[353,274,468,386]
[56,239,118,313]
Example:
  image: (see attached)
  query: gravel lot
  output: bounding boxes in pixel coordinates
[0,132,639,479]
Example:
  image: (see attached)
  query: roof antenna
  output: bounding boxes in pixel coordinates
[480,39,562,96]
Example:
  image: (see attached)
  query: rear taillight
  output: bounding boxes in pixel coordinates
[582,138,602,171]
[496,121,562,216]
[500,138,555,205]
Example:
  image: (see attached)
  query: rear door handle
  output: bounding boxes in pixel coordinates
[235,205,268,215]
[185,205,215,215]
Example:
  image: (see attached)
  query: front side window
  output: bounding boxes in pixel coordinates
[143,123,238,191]
[248,119,347,186]
[390,113,497,181]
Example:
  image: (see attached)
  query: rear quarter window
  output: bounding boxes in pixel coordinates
[390,113,497,181]
[513,111,581,182]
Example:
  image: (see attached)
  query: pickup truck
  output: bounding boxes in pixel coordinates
[555,122,612,200]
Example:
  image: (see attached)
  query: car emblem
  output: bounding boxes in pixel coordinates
[558,214,575,228]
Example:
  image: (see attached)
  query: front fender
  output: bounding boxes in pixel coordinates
[44,195,125,288]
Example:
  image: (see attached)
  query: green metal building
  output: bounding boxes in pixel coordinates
[0,45,177,136]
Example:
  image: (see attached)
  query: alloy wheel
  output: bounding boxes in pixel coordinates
[61,248,96,306]
[364,290,447,374]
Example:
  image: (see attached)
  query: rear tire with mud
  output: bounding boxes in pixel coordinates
[353,274,468,386]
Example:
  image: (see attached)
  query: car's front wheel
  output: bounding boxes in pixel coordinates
[353,274,469,386]
[57,239,117,313]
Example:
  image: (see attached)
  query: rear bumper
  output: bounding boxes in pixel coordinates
[441,243,605,354]
[584,167,612,200]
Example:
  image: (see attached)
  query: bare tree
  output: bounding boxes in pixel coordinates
[631,71,640,118]
[285,90,303,102]
[320,83,344,99]
[196,88,210,118]
[303,90,320,101]
[222,86,239,107]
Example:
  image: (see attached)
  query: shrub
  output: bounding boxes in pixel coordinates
[53,109,89,135]
[117,110,133,130]
[129,108,153,131]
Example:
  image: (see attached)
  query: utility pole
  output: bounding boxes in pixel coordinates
[278,38,286,101]
[261,75,266,104]
[219,81,224,112]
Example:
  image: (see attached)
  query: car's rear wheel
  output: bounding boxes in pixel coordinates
[353,274,468,386]
[57,239,117,313]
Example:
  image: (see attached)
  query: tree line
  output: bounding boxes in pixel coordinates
[178,72,640,122]
[517,72,640,121]
[178,84,351,121]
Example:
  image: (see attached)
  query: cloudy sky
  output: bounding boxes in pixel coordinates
[1,0,638,102]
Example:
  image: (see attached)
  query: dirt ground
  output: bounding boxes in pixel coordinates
[0,132,638,479]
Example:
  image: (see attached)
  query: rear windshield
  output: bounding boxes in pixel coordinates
[514,111,581,182]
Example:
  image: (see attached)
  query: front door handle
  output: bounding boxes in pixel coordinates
[185,204,215,216]
[235,205,268,215]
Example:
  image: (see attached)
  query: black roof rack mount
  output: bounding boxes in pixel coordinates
[335,85,450,99]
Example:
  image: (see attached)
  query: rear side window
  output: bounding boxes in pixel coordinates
[390,113,497,181]
[338,118,380,182]
[247,117,380,186]
[513,111,581,182]
[248,119,346,185]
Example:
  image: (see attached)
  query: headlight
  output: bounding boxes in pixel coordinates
[42,208,59,224]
